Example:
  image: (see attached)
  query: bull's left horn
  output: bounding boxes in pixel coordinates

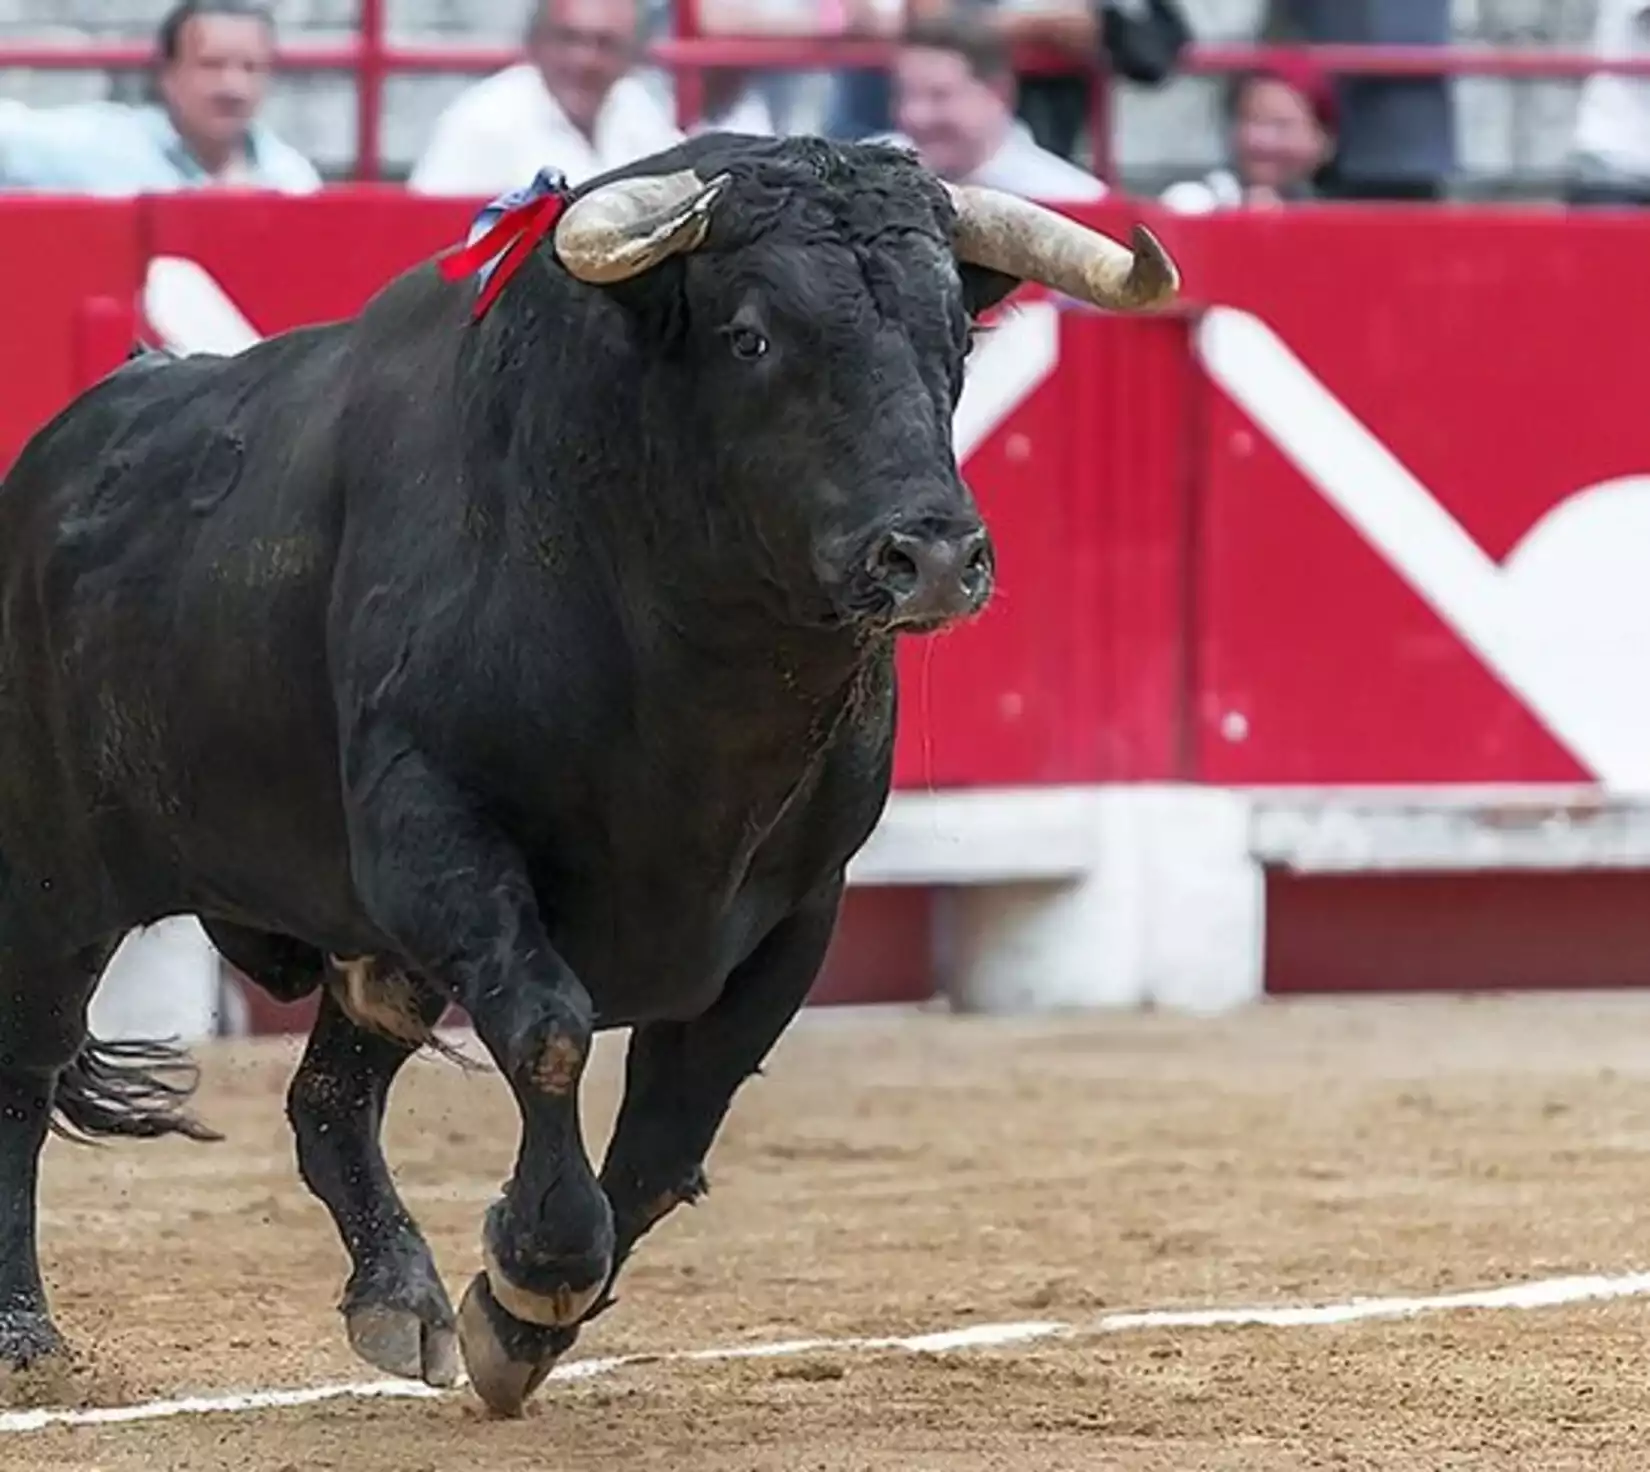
[553,169,731,285]
[944,183,1179,313]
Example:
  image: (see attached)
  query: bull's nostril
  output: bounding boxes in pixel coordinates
[870,539,922,596]
[959,532,993,595]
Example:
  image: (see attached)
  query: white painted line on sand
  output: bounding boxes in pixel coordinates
[4,1270,1648,1435]
[0,1321,1066,1434]
[1094,1270,1650,1332]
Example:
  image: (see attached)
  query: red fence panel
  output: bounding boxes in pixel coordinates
[877,305,1200,790]
[1070,308,1198,782]
[1185,207,1650,788]
[139,188,478,335]
[12,193,1650,795]
[0,197,140,472]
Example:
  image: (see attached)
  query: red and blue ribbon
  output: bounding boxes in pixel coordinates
[438,166,570,322]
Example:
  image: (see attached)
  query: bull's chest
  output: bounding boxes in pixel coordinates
[543,839,807,1027]
[507,651,877,1026]
[533,768,828,1027]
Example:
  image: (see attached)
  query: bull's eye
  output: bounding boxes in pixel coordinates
[726,326,770,362]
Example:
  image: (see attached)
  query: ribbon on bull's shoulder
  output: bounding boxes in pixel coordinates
[438,165,571,322]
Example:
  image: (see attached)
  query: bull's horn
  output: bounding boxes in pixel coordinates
[944,183,1179,312]
[553,169,731,285]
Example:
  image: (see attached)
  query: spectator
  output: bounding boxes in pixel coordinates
[1161,57,1335,213]
[1266,0,1455,202]
[882,16,1107,201]
[408,0,682,196]
[1567,0,1650,206]
[0,0,320,195]
[826,0,1188,161]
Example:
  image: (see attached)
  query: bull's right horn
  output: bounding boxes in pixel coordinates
[553,169,732,285]
[944,183,1179,313]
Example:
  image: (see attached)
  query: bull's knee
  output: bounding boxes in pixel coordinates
[501,1004,594,1098]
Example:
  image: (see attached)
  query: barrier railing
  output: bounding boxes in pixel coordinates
[4,34,1649,183]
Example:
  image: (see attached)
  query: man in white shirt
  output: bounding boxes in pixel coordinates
[882,17,1106,205]
[408,0,683,197]
[1568,0,1650,205]
[0,0,320,195]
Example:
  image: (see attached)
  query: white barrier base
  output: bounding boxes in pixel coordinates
[850,784,1264,1014]
[847,781,1650,1015]
[88,918,225,1043]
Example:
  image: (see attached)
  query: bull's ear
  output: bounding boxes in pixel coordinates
[960,263,1021,319]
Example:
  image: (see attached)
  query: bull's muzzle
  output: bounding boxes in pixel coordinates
[864,524,994,630]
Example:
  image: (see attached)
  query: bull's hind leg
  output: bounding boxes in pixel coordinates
[206,921,460,1385]
[0,1019,71,1370]
[286,973,458,1387]
[0,939,214,1372]
[588,889,842,1323]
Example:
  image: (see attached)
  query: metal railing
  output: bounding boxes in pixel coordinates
[4,23,1649,182]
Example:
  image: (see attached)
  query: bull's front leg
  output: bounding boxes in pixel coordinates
[589,885,843,1323]
[343,736,612,1416]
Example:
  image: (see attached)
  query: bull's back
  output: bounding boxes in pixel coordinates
[0,331,359,933]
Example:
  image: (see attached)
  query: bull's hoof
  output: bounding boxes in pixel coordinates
[346,1303,460,1389]
[341,1250,459,1387]
[456,1272,577,1417]
[0,1311,67,1373]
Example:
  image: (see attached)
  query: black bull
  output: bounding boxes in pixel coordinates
[0,135,1177,1413]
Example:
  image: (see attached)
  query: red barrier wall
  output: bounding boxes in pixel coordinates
[139,187,479,333]
[0,198,139,463]
[0,195,1196,798]
[10,194,1650,1008]
[1177,208,1650,787]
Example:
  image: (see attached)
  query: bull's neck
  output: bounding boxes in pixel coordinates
[630,578,878,721]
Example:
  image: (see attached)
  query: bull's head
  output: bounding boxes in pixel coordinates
[536,138,1179,635]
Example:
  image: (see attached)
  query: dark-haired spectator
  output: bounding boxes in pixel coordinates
[0,0,320,193]
[1160,56,1335,213]
[881,17,1107,201]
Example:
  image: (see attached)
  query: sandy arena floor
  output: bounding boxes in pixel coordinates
[8,992,1650,1469]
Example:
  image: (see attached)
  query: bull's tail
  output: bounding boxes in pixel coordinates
[51,1037,223,1144]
